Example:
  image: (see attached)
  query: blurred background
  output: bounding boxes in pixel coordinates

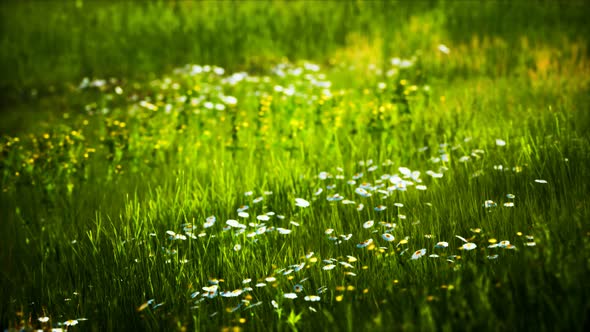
[1,0,589,132]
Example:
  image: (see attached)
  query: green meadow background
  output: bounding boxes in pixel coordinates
[1,1,590,331]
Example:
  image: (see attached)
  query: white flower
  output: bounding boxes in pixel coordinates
[411,249,427,260]
[295,198,310,207]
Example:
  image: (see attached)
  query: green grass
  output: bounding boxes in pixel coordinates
[1,1,590,331]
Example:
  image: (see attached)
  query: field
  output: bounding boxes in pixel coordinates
[1,1,590,331]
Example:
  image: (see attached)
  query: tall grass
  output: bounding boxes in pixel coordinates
[1,1,590,331]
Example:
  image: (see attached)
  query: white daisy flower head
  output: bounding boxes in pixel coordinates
[462,243,477,251]
[295,198,310,208]
[411,248,427,260]
[284,293,298,299]
[434,241,449,248]
[304,295,321,302]
[382,233,395,242]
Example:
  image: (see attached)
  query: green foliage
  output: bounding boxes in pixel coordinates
[1,1,590,331]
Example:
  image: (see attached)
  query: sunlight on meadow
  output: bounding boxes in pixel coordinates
[1,1,590,331]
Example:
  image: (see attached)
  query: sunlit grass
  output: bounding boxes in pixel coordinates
[1,1,590,331]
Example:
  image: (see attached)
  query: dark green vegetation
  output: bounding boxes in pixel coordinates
[1,1,590,331]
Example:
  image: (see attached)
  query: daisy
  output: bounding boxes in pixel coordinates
[339,262,354,268]
[226,219,246,229]
[327,194,344,201]
[322,264,336,270]
[238,211,249,218]
[295,198,310,207]
[381,233,395,242]
[461,243,477,250]
[256,215,270,221]
[284,293,297,299]
[534,179,548,184]
[277,228,292,235]
[484,200,497,208]
[356,238,373,248]
[253,196,263,204]
[438,44,450,54]
[363,220,375,229]
[434,241,448,248]
[294,284,304,292]
[411,249,427,260]
[374,205,387,212]
[304,295,321,302]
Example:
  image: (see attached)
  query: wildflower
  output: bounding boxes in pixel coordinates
[314,188,323,196]
[535,179,548,184]
[506,194,515,199]
[339,261,354,268]
[496,139,506,146]
[284,293,297,299]
[434,241,448,248]
[484,200,497,208]
[256,214,270,221]
[327,194,344,201]
[277,228,292,235]
[295,198,310,207]
[357,239,373,248]
[304,295,321,302]
[438,44,450,54]
[253,196,263,204]
[374,205,387,212]
[416,185,427,190]
[226,219,246,229]
[38,317,50,323]
[238,211,249,218]
[382,233,395,242]
[323,264,336,270]
[461,243,477,250]
[487,254,499,260]
[271,300,278,309]
[504,202,515,207]
[294,284,304,292]
[64,320,78,327]
[411,249,427,260]
[233,244,242,251]
[204,216,216,228]
[363,220,374,229]
[357,203,364,211]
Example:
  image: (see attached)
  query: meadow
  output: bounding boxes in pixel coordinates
[1,1,590,331]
